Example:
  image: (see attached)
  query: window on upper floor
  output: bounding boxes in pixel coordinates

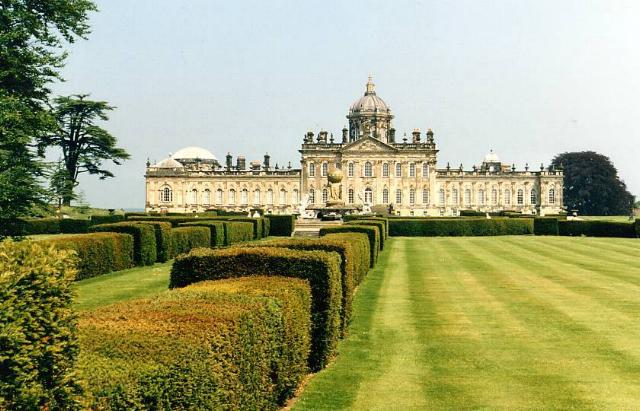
[348,162,355,177]
[395,163,402,177]
[364,162,373,177]
[321,162,328,177]
[309,162,315,177]
[548,188,555,204]
[422,163,429,178]
[382,163,389,177]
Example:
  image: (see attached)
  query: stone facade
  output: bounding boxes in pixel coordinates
[145,78,564,215]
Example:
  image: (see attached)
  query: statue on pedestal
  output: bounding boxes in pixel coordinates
[327,166,344,206]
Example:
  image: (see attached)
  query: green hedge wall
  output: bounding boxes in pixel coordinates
[43,233,134,280]
[171,226,211,256]
[346,220,386,249]
[636,219,640,238]
[237,233,370,335]
[170,247,342,371]
[60,219,91,234]
[131,221,173,262]
[388,218,534,237]
[78,276,311,409]
[533,217,559,236]
[126,215,204,227]
[265,215,296,236]
[179,221,226,247]
[343,215,389,237]
[558,220,637,238]
[0,240,82,409]
[223,221,255,245]
[19,218,61,235]
[90,214,125,225]
[90,222,157,266]
[319,225,379,267]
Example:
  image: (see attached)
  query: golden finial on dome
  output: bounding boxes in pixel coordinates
[366,75,375,94]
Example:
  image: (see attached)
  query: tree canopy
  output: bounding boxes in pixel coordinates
[551,151,634,216]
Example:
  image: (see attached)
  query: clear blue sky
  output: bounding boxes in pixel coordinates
[52,0,640,209]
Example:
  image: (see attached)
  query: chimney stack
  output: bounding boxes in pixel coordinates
[412,128,421,143]
[237,155,246,170]
[226,153,233,170]
[263,153,270,170]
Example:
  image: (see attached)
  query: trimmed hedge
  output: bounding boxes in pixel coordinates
[171,226,211,255]
[558,220,637,238]
[346,220,386,249]
[90,214,125,225]
[223,221,255,245]
[343,215,389,237]
[319,225,379,267]
[388,218,534,237]
[0,240,82,409]
[60,218,91,234]
[126,215,204,227]
[170,247,342,371]
[179,221,226,247]
[636,219,640,238]
[132,221,173,262]
[238,233,370,334]
[78,276,311,409]
[90,222,157,266]
[265,214,296,236]
[19,218,61,235]
[534,217,559,236]
[42,233,134,280]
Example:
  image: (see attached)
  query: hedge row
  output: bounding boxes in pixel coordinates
[319,225,380,267]
[558,220,637,238]
[179,221,226,247]
[90,222,157,266]
[388,218,534,237]
[90,214,125,225]
[78,276,311,409]
[343,215,389,236]
[127,215,210,227]
[132,221,173,262]
[238,232,370,334]
[534,217,559,236]
[42,233,134,280]
[171,226,211,256]
[0,240,82,409]
[345,219,387,249]
[170,247,342,371]
[265,215,296,236]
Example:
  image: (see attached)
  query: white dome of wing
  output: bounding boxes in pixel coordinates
[171,146,217,162]
[154,157,184,168]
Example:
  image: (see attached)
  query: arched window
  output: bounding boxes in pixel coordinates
[216,189,223,205]
[548,188,555,204]
[422,163,429,178]
[382,163,389,177]
[348,162,354,177]
[517,189,524,205]
[321,162,328,177]
[348,188,355,204]
[531,188,538,205]
[492,188,498,205]
[395,163,402,177]
[292,189,299,204]
[504,189,511,205]
[241,189,248,205]
[309,189,315,204]
[383,188,389,203]
[266,189,274,205]
[422,188,429,204]
[452,188,458,205]
[409,188,415,204]
[364,162,373,177]
[478,189,485,206]
[279,189,286,205]
[253,189,261,205]
[228,189,236,205]
[322,188,328,203]
[203,189,211,205]
[409,163,416,177]
[308,162,315,177]
[395,189,403,204]
[439,188,445,205]
[161,186,172,203]
[464,189,471,206]
[364,187,373,204]
[190,189,198,204]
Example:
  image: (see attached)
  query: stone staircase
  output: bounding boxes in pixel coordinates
[293,219,342,237]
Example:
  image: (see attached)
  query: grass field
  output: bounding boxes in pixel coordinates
[293,236,640,410]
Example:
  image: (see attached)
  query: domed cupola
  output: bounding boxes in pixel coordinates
[346,76,395,143]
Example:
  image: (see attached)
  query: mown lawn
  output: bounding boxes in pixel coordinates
[293,236,640,410]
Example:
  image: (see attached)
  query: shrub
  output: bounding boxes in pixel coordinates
[262,216,270,238]
[170,247,342,371]
[206,217,265,240]
[78,276,310,410]
[558,220,637,238]
[346,220,386,249]
[179,221,226,247]
[265,215,296,236]
[171,226,211,255]
[534,217,559,236]
[238,232,370,334]
[42,233,134,280]
[90,214,125,225]
[131,221,173,262]
[19,217,61,235]
[343,215,389,237]
[60,218,91,234]
[90,222,157,266]
[319,225,379,267]
[636,219,640,238]
[224,221,255,245]
[388,218,534,237]
[0,240,82,409]
[126,215,202,227]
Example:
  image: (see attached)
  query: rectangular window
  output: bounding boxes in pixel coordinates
[395,163,402,177]
[383,189,389,203]
[321,163,328,177]
[439,189,445,205]
[396,189,402,204]
[422,189,429,204]
[409,163,415,177]
[409,189,415,204]
[309,163,315,177]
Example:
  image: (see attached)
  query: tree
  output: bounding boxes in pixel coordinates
[39,95,130,206]
[0,0,96,221]
[551,151,634,215]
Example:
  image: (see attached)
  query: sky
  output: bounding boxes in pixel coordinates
[52,0,640,209]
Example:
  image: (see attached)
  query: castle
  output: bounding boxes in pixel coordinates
[145,77,564,216]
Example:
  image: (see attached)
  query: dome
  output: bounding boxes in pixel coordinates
[154,157,184,168]
[349,76,390,113]
[484,150,500,163]
[171,146,217,162]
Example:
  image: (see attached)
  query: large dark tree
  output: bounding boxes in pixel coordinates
[0,0,96,220]
[39,94,130,206]
[551,151,634,215]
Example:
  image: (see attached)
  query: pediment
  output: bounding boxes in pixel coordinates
[340,137,398,154]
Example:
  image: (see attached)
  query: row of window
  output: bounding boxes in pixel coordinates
[306,187,557,205]
[159,187,300,206]
[308,161,430,178]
